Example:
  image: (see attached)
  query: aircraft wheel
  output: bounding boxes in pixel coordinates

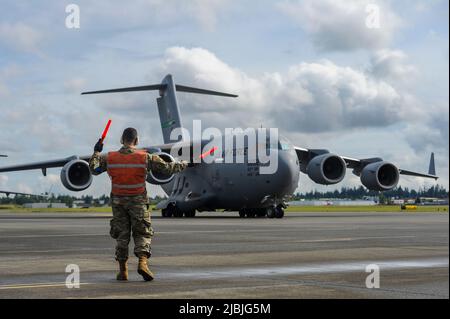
[246,210,256,218]
[173,208,183,218]
[161,209,168,218]
[257,209,267,218]
[239,210,246,218]
[266,207,276,219]
[275,206,285,219]
[184,210,196,218]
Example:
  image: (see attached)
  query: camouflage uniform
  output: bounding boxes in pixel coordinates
[89,146,186,261]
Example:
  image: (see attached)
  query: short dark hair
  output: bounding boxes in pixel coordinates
[121,127,138,144]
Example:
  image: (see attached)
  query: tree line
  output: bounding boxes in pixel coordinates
[1,185,448,207]
[292,185,449,200]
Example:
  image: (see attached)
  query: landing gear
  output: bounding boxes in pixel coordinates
[246,210,256,218]
[255,208,266,218]
[238,207,284,218]
[184,210,196,218]
[266,207,276,219]
[161,205,196,218]
[275,206,285,219]
[161,208,173,218]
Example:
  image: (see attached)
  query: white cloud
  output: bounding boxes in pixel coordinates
[0,22,43,54]
[64,77,87,93]
[0,175,8,188]
[158,47,420,133]
[81,0,230,31]
[17,183,33,194]
[370,49,418,82]
[0,64,22,97]
[277,0,402,51]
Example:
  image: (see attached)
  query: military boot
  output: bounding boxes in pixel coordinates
[137,255,154,281]
[116,259,128,281]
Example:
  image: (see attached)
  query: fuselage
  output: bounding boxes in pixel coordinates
[160,134,300,211]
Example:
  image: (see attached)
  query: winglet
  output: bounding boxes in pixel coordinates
[428,152,436,176]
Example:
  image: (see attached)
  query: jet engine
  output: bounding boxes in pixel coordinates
[60,159,93,191]
[306,154,346,185]
[147,152,176,185]
[360,161,399,191]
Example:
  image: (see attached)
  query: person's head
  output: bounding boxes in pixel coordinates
[121,127,139,147]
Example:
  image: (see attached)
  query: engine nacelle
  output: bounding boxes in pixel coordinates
[146,152,176,185]
[360,161,399,191]
[306,154,346,185]
[60,159,93,191]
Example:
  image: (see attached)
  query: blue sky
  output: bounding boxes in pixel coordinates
[0,0,448,196]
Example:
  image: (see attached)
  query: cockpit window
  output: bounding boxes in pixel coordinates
[278,135,292,150]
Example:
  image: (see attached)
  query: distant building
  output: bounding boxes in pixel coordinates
[23,203,68,209]
[418,197,449,206]
[289,199,377,206]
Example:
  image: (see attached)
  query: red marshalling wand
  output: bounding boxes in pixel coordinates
[101,119,112,142]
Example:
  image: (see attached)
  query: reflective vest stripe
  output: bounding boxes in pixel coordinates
[108,164,147,168]
[107,150,148,196]
[112,183,146,189]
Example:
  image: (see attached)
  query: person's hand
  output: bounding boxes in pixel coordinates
[180,160,189,169]
[94,138,104,153]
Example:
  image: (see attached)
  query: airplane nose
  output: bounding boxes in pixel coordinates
[271,150,299,196]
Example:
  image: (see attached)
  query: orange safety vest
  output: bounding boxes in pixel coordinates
[107,150,148,196]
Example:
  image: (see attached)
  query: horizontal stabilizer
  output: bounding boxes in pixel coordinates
[0,154,7,157]
[175,85,238,97]
[82,84,165,95]
[82,83,238,98]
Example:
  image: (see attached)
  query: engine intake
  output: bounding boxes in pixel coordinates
[360,161,399,191]
[60,159,93,191]
[147,152,176,185]
[306,154,346,185]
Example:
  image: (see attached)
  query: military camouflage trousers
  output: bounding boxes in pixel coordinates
[110,197,154,261]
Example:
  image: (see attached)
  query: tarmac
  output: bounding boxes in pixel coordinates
[0,210,448,299]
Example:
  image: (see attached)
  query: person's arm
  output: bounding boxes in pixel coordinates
[147,154,187,175]
[89,139,107,175]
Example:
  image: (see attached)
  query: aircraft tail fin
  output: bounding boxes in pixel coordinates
[428,152,436,176]
[82,74,238,144]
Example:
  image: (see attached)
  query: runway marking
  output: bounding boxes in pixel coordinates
[167,257,449,279]
[0,233,104,239]
[0,258,447,291]
[0,230,418,240]
[0,282,92,290]
[0,235,417,254]
[0,247,113,254]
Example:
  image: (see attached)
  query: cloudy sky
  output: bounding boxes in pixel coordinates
[0,0,448,197]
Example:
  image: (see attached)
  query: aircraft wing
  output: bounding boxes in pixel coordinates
[0,190,46,197]
[0,142,183,175]
[0,155,91,175]
[294,147,439,180]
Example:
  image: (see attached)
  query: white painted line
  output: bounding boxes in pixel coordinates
[0,258,447,290]
[168,257,449,279]
[0,282,92,290]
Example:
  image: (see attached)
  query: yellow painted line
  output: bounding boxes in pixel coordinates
[0,282,92,290]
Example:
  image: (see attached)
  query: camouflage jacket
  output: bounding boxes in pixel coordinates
[89,146,187,203]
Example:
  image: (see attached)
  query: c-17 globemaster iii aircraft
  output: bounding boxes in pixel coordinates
[0,75,438,218]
